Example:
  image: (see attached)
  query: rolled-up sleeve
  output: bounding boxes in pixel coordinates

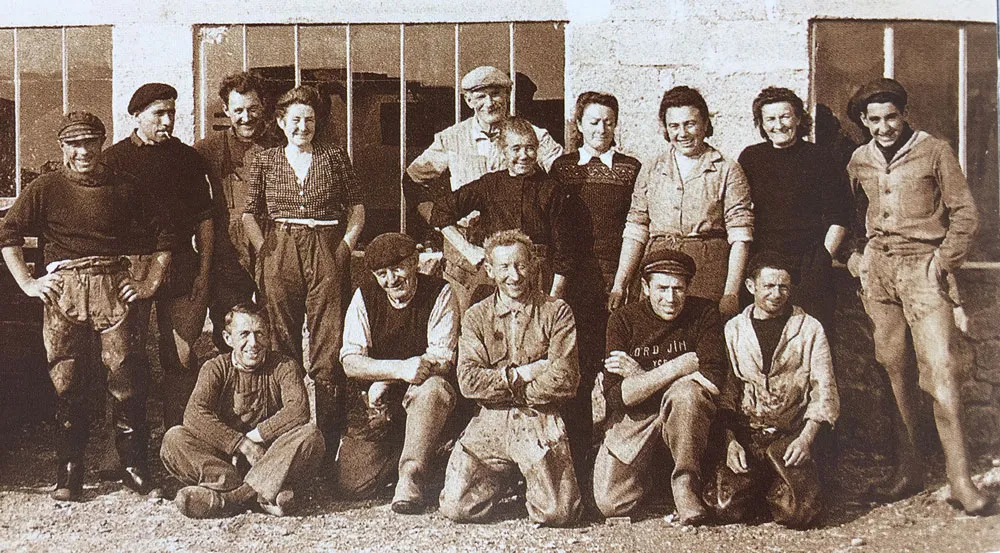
[722,160,753,243]
[405,131,451,184]
[340,288,371,362]
[426,283,459,367]
[622,159,653,245]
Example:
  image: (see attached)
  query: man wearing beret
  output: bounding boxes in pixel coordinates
[160,303,325,518]
[845,78,991,515]
[103,83,215,437]
[337,232,458,514]
[439,229,581,527]
[592,247,726,525]
[194,72,274,352]
[0,112,174,500]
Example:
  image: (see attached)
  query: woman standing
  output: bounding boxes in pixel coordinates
[551,92,641,481]
[610,86,753,317]
[737,86,851,330]
[243,85,365,449]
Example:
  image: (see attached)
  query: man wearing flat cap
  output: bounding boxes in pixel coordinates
[845,78,990,515]
[592,247,725,525]
[103,82,215,443]
[337,232,458,514]
[0,111,174,501]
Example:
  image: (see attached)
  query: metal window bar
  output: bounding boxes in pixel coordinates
[293,24,301,88]
[61,27,68,115]
[346,24,353,161]
[958,25,968,173]
[508,22,516,116]
[883,25,894,78]
[13,28,20,196]
[399,24,407,233]
[198,28,208,140]
[454,23,460,125]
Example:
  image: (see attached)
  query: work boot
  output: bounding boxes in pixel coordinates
[391,463,426,515]
[672,473,708,526]
[258,490,296,517]
[51,460,84,502]
[175,486,231,519]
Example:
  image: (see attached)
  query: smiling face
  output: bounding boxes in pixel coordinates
[501,129,539,177]
[577,103,617,155]
[373,255,420,306]
[135,99,176,144]
[747,267,792,319]
[663,105,707,158]
[225,89,265,141]
[861,101,907,148]
[464,86,510,128]
[60,136,105,173]
[642,272,688,321]
[224,312,270,370]
[760,101,800,149]
[486,242,535,301]
[278,103,316,148]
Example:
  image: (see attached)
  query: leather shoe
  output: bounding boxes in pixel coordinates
[391,499,425,515]
[51,461,84,502]
[258,490,295,517]
[175,486,231,519]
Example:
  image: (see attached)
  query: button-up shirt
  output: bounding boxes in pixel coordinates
[623,144,753,245]
[245,142,364,221]
[405,116,564,192]
[847,130,978,272]
[722,305,840,431]
[458,291,579,408]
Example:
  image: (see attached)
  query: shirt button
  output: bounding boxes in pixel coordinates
[673,206,680,211]
[883,211,890,218]
[884,189,891,194]
[299,190,304,196]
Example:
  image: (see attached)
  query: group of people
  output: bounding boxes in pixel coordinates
[0,62,992,528]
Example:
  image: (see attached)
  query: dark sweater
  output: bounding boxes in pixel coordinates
[750,308,792,375]
[0,164,174,264]
[183,352,310,455]
[604,296,726,418]
[430,169,572,275]
[103,133,213,251]
[738,140,852,254]
[551,151,641,282]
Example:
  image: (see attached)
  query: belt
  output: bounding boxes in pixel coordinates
[868,235,939,257]
[651,230,727,242]
[47,256,130,275]
[274,218,341,229]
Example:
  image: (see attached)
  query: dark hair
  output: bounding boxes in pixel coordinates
[218,72,264,106]
[746,250,797,283]
[570,91,619,149]
[497,117,539,149]
[224,302,269,332]
[862,91,907,114]
[275,85,322,119]
[658,86,713,138]
[751,86,813,141]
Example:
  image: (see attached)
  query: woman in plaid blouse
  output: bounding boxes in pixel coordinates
[243,85,366,452]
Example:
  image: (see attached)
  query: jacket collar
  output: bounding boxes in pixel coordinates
[662,143,724,176]
[730,304,807,383]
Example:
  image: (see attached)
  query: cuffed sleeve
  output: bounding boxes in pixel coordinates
[622,160,653,245]
[722,161,754,244]
[803,322,840,427]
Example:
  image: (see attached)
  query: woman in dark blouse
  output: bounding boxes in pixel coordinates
[737,86,852,329]
[550,91,641,479]
[243,85,365,449]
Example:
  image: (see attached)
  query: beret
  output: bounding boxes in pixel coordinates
[847,78,908,122]
[365,232,418,271]
[461,66,513,92]
[128,82,177,115]
[58,111,106,142]
[641,246,696,280]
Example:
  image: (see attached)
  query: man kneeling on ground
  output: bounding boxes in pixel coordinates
[706,252,839,528]
[160,303,325,518]
[439,229,582,526]
[337,232,458,514]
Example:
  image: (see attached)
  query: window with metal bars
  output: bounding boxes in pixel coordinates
[194,22,566,239]
[0,26,113,206]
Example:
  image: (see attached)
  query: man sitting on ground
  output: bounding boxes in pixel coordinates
[160,303,325,518]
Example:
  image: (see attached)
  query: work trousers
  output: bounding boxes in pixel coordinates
[209,212,257,352]
[42,257,149,470]
[160,424,325,503]
[258,223,352,448]
[439,406,581,526]
[705,426,822,528]
[592,379,716,518]
[336,376,456,504]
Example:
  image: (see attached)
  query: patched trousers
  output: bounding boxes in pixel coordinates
[160,424,325,503]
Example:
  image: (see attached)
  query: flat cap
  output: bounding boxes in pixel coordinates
[847,78,908,122]
[128,82,177,115]
[461,66,513,92]
[366,232,418,271]
[641,247,696,280]
[58,111,106,142]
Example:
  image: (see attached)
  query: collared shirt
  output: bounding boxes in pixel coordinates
[848,130,978,272]
[623,143,753,245]
[458,291,579,408]
[245,142,364,221]
[340,282,458,364]
[404,116,564,192]
[577,148,616,170]
[722,305,840,431]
